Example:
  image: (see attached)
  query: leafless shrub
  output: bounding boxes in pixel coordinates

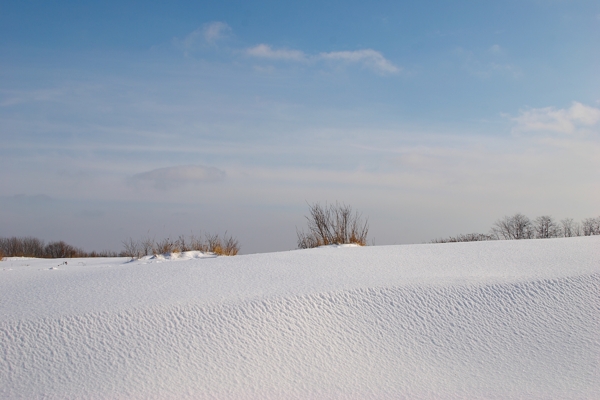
[122,238,143,259]
[204,232,240,256]
[533,215,560,239]
[177,235,191,252]
[153,237,179,255]
[189,234,208,252]
[431,233,494,244]
[297,202,369,249]
[0,248,4,261]
[141,236,155,256]
[221,235,240,256]
[205,233,222,254]
[122,237,139,258]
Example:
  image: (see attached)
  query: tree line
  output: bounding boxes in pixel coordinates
[0,236,119,259]
[431,213,600,243]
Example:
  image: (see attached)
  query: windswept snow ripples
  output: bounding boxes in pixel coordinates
[2,271,599,399]
[1,237,598,398]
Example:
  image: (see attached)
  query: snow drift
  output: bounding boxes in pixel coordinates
[1,237,599,399]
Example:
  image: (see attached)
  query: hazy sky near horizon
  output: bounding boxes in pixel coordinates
[1,0,599,253]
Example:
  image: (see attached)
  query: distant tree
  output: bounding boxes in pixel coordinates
[429,213,599,244]
[491,213,534,240]
[533,215,560,239]
[44,241,80,258]
[559,218,581,237]
[582,217,600,236]
[0,236,116,258]
[0,236,45,257]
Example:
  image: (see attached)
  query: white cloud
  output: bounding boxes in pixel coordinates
[130,165,226,190]
[201,21,232,44]
[319,49,400,74]
[245,45,399,74]
[245,44,308,62]
[511,102,600,135]
[177,22,232,55]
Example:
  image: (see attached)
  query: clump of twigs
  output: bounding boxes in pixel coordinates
[297,202,369,249]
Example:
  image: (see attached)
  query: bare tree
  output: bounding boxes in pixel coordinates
[44,241,81,258]
[0,236,46,257]
[297,202,369,248]
[582,217,600,236]
[491,213,534,240]
[560,218,581,237]
[533,215,560,239]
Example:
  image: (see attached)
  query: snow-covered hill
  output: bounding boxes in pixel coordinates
[1,237,599,399]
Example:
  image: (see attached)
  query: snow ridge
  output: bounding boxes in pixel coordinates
[2,273,599,399]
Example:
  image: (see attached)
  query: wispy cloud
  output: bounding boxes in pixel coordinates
[245,44,308,62]
[319,49,400,74]
[176,22,232,55]
[511,102,600,135]
[175,22,399,75]
[245,45,400,74]
[202,21,232,44]
[130,165,226,190]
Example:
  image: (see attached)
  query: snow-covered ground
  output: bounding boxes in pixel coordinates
[1,237,599,399]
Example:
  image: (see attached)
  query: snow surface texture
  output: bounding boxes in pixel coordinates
[1,237,599,399]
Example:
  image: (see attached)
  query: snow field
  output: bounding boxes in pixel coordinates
[1,236,599,399]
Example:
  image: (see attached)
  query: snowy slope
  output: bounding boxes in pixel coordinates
[1,237,599,399]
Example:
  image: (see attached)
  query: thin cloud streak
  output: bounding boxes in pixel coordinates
[130,165,226,190]
[245,44,308,62]
[319,49,400,74]
[245,44,400,74]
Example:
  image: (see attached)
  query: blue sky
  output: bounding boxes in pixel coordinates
[1,0,599,253]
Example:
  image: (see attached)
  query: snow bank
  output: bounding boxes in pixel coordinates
[1,237,599,399]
